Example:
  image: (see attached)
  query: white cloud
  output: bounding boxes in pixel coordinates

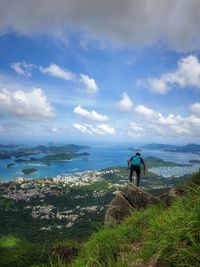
[118,92,133,112]
[40,63,76,81]
[10,61,35,77]
[139,55,200,94]
[97,124,116,135]
[147,78,170,94]
[128,122,144,137]
[80,74,98,93]
[73,123,116,135]
[135,105,158,118]
[74,105,108,122]
[133,104,200,137]
[190,102,200,116]
[73,123,93,135]
[1,1,200,51]
[51,127,63,134]
[0,88,54,119]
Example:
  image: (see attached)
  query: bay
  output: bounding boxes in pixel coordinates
[0,144,200,181]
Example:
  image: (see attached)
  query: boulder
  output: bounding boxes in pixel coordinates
[161,187,189,207]
[105,183,160,226]
[121,183,160,208]
[105,193,134,226]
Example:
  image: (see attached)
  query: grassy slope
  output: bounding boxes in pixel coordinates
[67,171,200,267]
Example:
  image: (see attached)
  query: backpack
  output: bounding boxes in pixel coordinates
[131,155,141,166]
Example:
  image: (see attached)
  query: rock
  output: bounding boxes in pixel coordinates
[105,183,160,226]
[121,183,160,209]
[105,193,134,226]
[161,187,189,207]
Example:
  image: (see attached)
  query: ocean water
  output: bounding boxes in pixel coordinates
[0,144,200,181]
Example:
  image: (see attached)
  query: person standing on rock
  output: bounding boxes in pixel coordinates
[127,152,146,187]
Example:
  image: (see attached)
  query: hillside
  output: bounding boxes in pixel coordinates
[66,171,200,267]
[0,169,199,267]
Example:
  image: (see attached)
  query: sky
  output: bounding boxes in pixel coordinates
[0,0,200,144]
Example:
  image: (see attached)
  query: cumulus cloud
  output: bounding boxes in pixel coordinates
[97,124,116,135]
[190,102,200,116]
[128,122,144,137]
[139,55,200,94]
[146,79,170,94]
[0,88,54,119]
[1,1,200,51]
[80,74,98,93]
[73,123,116,135]
[135,105,158,118]
[74,105,109,121]
[118,92,133,112]
[133,104,200,137]
[10,61,35,77]
[40,63,76,81]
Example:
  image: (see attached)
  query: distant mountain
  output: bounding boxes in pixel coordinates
[0,144,90,159]
[0,143,21,149]
[140,143,200,153]
[140,143,177,150]
[34,144,90,153]
[164,143,200,153]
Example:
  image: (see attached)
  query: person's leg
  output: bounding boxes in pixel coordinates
[136,172,141,187]
[129,167,134,182]
[136,166,141,187]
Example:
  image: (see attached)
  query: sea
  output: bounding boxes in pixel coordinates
[0,144,200,182]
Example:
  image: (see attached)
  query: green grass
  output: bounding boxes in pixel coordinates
[0,235,49,267]
[69,206,164,267]
[61,171,200,267]
[0,235,21,248]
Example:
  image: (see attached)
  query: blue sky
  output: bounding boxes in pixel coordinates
[0,0,200,144]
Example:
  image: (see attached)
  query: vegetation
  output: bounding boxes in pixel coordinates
[0,168,199,267]
[67,171,200,267]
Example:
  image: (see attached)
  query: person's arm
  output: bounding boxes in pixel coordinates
[141,158,146,174]
[127,158,131,170]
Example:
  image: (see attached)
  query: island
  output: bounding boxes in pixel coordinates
[6,163,16,168]
[163,143,200,153]
[30,152,89,162]
[127,147,142,152]
[0,143,22,149]
[140,143,200,154]
[140,143,177,150]
[189,159,200,164]
[0,144,90,159]
[144,156,189,168]
[21,168,38,174]
[15,159,29,163]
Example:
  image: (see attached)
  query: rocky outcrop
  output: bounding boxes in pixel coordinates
[161,187,189,207]
[104,193,134,226]
[105,183,160,226]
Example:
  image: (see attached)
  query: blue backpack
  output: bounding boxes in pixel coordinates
[131,155,141,166]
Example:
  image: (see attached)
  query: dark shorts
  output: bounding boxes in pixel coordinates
[130,165,141,176]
